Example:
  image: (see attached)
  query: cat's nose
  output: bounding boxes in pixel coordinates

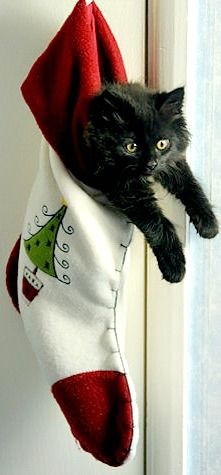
[147,159,157,171]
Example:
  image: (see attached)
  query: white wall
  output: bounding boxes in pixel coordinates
[185,1,221,473]
[0,1,146,474]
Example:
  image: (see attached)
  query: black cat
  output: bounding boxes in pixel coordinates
[80,82,219,283]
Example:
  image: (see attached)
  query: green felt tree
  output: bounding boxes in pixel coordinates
[24,204,67,279]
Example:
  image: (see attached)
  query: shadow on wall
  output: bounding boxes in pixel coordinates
[0,3,77,243]
[0,6,59,242]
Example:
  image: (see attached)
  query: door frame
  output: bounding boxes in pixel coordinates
[145,1,188,473]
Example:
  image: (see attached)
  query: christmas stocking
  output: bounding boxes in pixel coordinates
[17,138,138,466]
[6,0,139,467]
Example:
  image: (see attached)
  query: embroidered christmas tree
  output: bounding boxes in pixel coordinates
[22,203,74,304]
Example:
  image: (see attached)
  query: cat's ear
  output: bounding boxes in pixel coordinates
[93,88,125,124]
[155,87,185,116]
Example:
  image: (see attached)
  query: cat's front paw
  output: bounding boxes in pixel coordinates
[155,245,186,283]
[192,212,219,239]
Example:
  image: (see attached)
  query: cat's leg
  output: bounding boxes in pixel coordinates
[155,160,219,238]
[112,191,185,283]
[155,244,185,283]
[141,209,185,283]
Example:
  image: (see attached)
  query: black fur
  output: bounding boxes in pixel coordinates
[79,82,219,283]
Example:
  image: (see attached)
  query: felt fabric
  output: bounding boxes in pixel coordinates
[52,371,133,467]
[5,0,138,466]
[16,139,138,466]
[21,0,127,177]
[6,236,21,312]
[6,0,127,319]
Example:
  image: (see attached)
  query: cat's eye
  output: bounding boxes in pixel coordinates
[125,142,138,153]
[156,138,170,151]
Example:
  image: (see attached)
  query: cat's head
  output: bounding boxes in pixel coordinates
[83,82,190,187]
